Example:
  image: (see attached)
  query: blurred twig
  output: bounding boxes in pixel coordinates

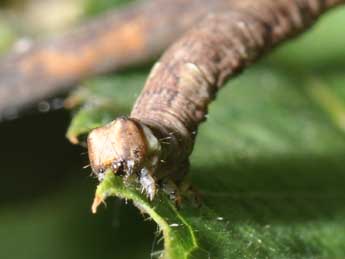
[0,0,225,118]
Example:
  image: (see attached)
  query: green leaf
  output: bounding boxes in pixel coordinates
[67,7,345,259]
[93,170,209,259]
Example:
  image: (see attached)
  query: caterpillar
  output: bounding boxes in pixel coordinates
[87,0,345,200]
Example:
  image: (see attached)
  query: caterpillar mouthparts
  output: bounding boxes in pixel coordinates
[87,117,161,200]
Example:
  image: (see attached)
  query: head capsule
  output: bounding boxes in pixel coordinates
[87,117,160,179]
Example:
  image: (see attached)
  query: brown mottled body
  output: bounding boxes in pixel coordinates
[88,0,345,200]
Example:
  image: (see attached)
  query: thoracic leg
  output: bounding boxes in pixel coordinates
[161,178,182,206]
[139,167,157,200]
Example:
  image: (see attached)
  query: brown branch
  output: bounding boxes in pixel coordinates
[0,0,228,118]
[87,0,345,199]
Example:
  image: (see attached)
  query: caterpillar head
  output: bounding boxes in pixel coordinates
[87,117,160,182]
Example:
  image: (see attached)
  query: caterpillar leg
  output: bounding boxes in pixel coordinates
[161,179,182,207]
[161,179,202,207]
[180,181,202,207]
[139,167,157,201]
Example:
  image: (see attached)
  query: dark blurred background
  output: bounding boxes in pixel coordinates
[0,110,156,259]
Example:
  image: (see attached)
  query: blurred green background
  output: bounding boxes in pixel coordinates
[0,1,345,258]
